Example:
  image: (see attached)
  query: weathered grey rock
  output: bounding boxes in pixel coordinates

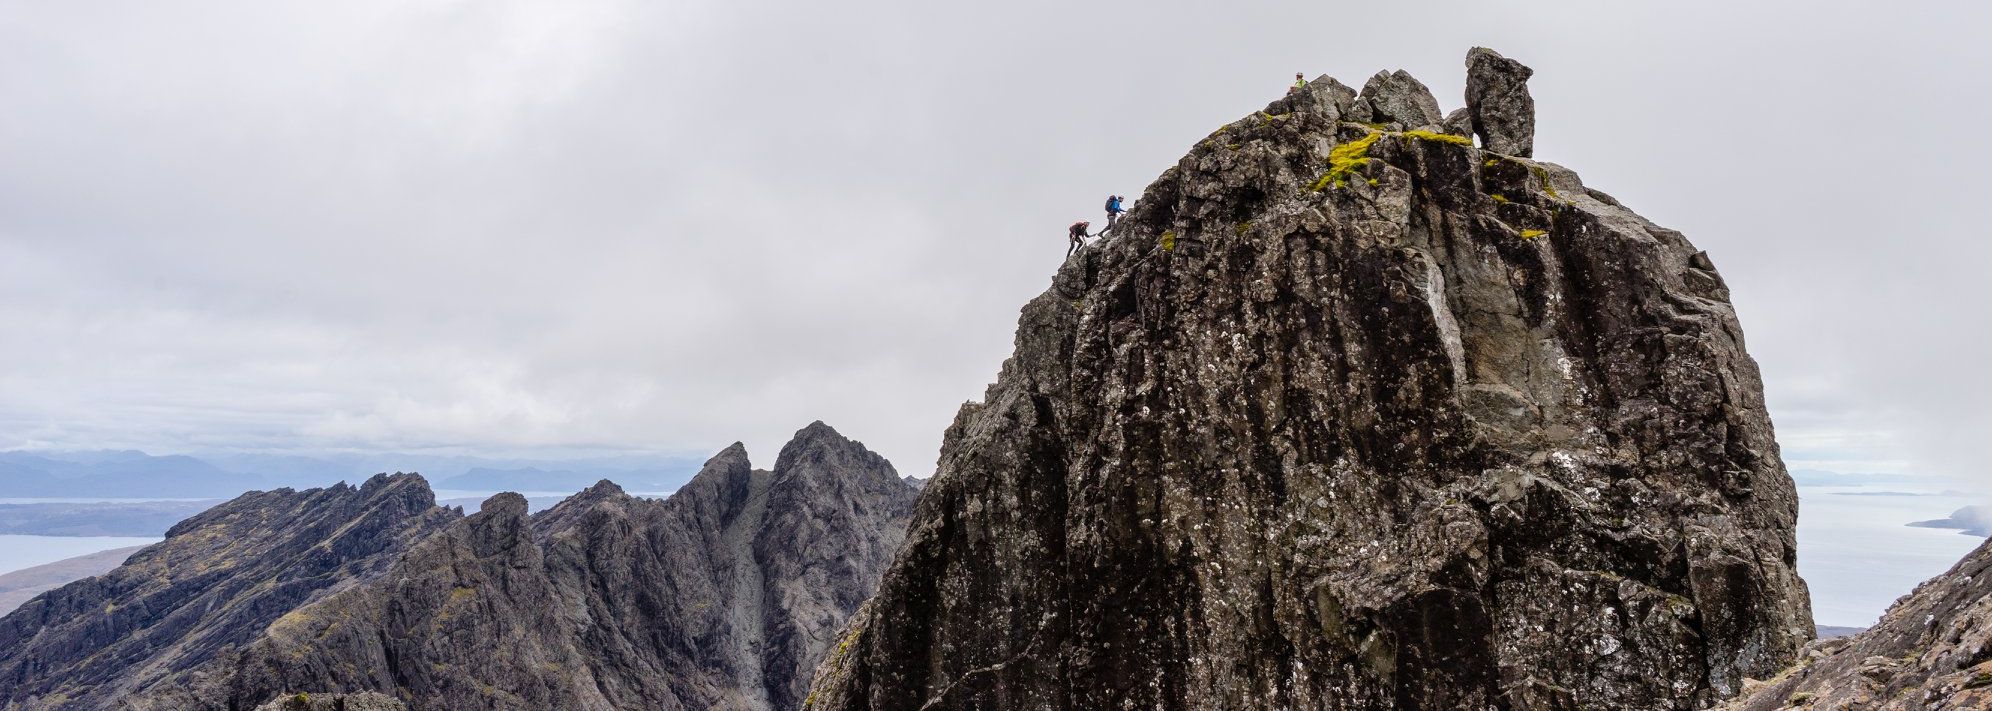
[254,692,407,711]
[1725,537,1992,710]
[810,60,1810,710]
[1347,69,1443,129]
[0,423,918,711]
[1466,47,1536,157]
[1269,74,1357,123]
[1441,107,1474,138]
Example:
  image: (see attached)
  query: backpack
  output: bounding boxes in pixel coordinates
[1104,196,1117,212]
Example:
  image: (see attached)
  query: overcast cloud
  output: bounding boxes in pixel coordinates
[2,1,1988,482]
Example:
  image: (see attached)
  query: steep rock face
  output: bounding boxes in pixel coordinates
[1727,538,1992,710]
[139,423,916,710]
[0,474,455,709]
[810,51,1809,710]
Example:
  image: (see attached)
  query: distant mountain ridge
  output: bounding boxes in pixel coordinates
[0,422,917,711]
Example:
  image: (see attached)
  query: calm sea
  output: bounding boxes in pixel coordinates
[1798,485,1986,627]
[0,534,160,574]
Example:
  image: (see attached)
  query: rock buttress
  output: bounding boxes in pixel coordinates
[808,51,1810,710]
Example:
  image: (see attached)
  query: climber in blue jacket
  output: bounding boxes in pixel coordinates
[1103,195,1126,232]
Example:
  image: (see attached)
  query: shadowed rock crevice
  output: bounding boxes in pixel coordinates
[808,50,1809,710]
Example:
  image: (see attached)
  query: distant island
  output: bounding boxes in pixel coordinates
[1908,505,1992,536]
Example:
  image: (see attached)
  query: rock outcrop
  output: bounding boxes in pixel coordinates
[1347,69,1444,129]
[1466,47,1537,157]
[0,423,917,711]
[809,50,1810,710]
[1726,538,1992,710]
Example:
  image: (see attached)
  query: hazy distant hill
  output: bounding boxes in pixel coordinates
[0,500,217,536]
[0,451,263,498]
[0,450,707,500]
[435,466,679,492]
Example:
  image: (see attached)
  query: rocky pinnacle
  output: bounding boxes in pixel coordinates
[808,49,1810,710]
[1466,47,1537,157]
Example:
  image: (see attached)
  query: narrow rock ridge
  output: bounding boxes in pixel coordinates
[0,473,457,709]
[1726,537,1992,709]
[0,424,918,711]
[809,49,1808,710]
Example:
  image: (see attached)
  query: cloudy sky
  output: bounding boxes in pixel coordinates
[2,1,1987,482]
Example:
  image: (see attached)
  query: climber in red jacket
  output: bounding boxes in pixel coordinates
[1067,221,1090,257]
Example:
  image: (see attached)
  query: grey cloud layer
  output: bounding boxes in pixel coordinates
[2,0,1987,481]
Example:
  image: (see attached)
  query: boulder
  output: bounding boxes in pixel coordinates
[1466,47,1537,156]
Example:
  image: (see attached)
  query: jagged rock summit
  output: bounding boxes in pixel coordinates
[1726,536,1992,710]
[0,422,919,711]
[808,49,1810,709]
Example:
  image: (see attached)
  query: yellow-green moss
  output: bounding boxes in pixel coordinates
[1160,231,1177,251]
[1259,111,1291,121]
[1519,229,1547,240]
[1489,193,1509,203]
[1484,158,1500,167]
[1403,129,1472,146]
[1235,222,1251,235]
[1309,131,1384,191]
[1366,178,1378,186]
[1226,143,1241,150]
[1530,164,1559,198]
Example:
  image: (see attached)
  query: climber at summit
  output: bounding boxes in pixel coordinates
[1103,195,1126,231]
[1288,72,1308,94]
[1067,221,1090,257]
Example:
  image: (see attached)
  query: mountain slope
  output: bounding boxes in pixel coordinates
[0,474,455,708]
[1726,537,1992,710]
[0,423,918,710]
[808,49,1810,710]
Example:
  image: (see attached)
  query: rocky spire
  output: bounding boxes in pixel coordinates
[809,52,1809,709]
[1466,47,1537,156]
